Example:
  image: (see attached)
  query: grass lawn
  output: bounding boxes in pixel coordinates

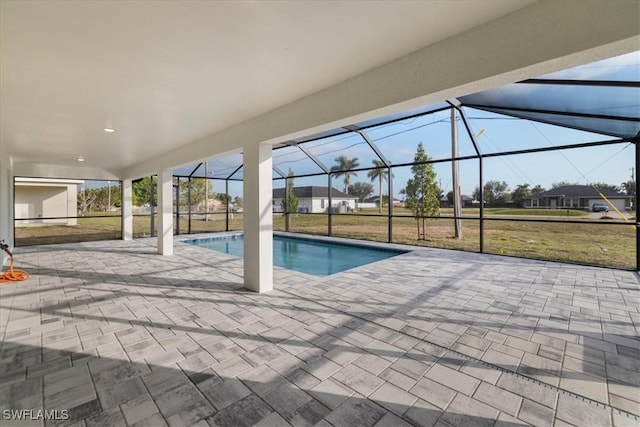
[14,208,636,270]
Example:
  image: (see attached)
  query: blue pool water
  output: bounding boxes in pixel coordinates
[184,234,407,276]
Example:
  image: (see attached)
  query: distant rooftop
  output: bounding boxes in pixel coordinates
[273,186,356,199]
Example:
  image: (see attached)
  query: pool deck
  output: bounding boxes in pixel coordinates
[1,234,639,426]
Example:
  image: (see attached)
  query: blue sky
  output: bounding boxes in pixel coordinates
[268,110,633,198]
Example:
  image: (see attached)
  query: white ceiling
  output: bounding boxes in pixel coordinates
[1,0,535,173]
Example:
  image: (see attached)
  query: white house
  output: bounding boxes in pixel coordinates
[273,186,357,213]
[14,178,83,226]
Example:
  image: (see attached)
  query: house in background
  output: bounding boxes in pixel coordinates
[526,185,630,211]
[273,186,357,213]
[14,177,83,226]
[439,195,479,208]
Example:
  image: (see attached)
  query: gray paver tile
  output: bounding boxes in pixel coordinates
[609,393,640,416]
[324,397,386,427]
[555,393,612,427]
[310,378,354,410]
[96,376,147,409]
[332,364,385,397]
[424,363,480,396]
[440,393,499,427]
[120,394,160,425]
[45,380,96,412]
[389,356,430,380]
[352,353,393,376]
[83,406,126,427]
[409,378,456,410]
[473,382,522,417]
[238,364,288,397]
[207,394,272,427]
[373,411,413,427]
[517,398,555,427]
[481,348,520,372]
[131,412,169,427]
[252,412,291,427]
[198,377,250,410]
[496,374,558,409]
[301,356,341,381]
[43,365,92,396]
[404,398,442,427]
[559,368,608,402]
[287,399,330,427]
[263,381,312,420]
[212,355,253,378]
[495,411,529,426]
[378,368,416,391]
[155,382,215,422]
[142,366,191,397]
[369,382,417,416]
[518,353,562,387]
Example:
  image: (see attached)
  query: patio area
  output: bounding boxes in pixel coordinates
[1,235,639,427]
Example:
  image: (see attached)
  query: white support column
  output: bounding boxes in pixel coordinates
[122,179,133,240]
[157,169,173,255]
[0,144,13,267]
[243,143,273,293]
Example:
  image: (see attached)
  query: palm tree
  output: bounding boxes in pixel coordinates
[330,156,360,195]
[367,160,392,213]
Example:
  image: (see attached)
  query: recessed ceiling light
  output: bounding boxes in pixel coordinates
[103,127,115,133]
[77,156,85,162]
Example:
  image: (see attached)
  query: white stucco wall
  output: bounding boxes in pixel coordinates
[15,179,82,226]
[0,145,13,267]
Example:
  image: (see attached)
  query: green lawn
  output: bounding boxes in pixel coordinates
[15,208,636,270]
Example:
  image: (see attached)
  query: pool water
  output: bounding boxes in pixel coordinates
[184,234,407,276]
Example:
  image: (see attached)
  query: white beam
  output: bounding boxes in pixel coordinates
[243,143,273,293]
[122,179,133,241]
[157,169,173,255]
[0,144,13,267]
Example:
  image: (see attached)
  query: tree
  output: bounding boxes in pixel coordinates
[552,181,579,189]
[405,143,440,240]
[281,170,298,230]
[621,180,635,197]
[511,183,531,208]
[133,176,155,207]
[331,156,360,195]
[179,178,209,208]
[233,196,243,207]
[348,182,374,203]
[215,193,231,204]
[367,160,392,212]
[591,182,621,193]
[77,186,96,216]
[531,184,545,195]
[483,180,510,206]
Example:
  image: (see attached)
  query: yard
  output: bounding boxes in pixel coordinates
[13,208,636,270]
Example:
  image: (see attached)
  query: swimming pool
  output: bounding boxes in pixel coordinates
[183,234,407,276]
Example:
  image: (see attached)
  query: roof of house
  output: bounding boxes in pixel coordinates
[273,186,356,199]
[531,185,627,198]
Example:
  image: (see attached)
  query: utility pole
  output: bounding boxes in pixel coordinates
[204,162,209,221]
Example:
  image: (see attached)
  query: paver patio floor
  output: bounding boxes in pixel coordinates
[1,234,639,426]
